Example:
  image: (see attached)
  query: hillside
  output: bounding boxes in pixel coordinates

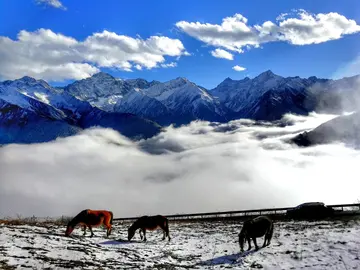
[291,112,360,148]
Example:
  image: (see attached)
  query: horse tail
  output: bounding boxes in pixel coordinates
[268,220,274,241]
[164,217,170,240]
[109,211,113,225]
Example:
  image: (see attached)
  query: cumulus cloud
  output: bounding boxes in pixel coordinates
[36,0,66,10]
[210,48,234,60]
[232,65,246,71]
[1,113,359,219]
[0,29,188,81]
[176,10,360,56]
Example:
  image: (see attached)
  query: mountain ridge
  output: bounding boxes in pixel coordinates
[1,70,359,144]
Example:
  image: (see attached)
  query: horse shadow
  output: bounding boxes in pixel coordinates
[200,250,256,266]
[99,238,143,245]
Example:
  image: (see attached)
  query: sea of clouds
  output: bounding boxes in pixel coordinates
[1,112,359,218]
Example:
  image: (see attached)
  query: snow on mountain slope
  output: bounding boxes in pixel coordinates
[211,70,315,113]
[0,75,163,143]
[0,83,68,121]
[64,72,133,110]
[125,78,160,89]
[0,99,81,144]
[141,77,228,124]
[1,76,93,120]
[114,89,172,121]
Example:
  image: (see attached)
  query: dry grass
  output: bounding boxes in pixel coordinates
[0,215,73,226]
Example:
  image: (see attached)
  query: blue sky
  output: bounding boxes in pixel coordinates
[0,0,359,89]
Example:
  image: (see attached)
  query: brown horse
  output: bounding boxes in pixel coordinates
[128,215,170,242]
[238,216,274,252]
[65,209,113,238]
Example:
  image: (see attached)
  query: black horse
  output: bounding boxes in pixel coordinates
[238,216,274,252]
[128,215,171,242]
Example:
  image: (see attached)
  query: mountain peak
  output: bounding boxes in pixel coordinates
[174,77,189,82]
[91,72,115,80]
[19,76,37,83]
[254,70,282,82]
[259,69,275,77]
[167,77,192,86]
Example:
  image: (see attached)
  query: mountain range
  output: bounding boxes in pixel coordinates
[0,70,359,144]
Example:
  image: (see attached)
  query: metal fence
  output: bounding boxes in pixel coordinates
[113,203,360,223]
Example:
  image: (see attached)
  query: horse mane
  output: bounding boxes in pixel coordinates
[68,209,89,227]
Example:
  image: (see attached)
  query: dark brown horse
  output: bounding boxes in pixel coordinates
[128,215,170,242]
[65,209,113,238]
[238,216,274,252]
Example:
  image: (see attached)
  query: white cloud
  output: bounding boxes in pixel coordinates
[210,48,234,60]
[232,65,246,71]
[36,0,66,10]
[0,29,188,81]
[160,62,177,68]
[277,11,360,45]
[176,10,360,56]
[1,112,359,218]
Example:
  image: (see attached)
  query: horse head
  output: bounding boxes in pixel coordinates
[128,226,136,241]
[65,222,75,237]
[238,231,246,252]
[238,220,252,252]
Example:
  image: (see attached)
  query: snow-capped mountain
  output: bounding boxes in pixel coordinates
[1,76,92,122]
[115,77,229,125]
[0,98,81,144]
[0,76,162,144]
[211,70,313,113]
[114,89,172,123]
[243,87,317,121]
[68,74,230,125]
[125,78,161,90]
[211,70,360,121]
[64,72,133,111]
[1,70,360,144]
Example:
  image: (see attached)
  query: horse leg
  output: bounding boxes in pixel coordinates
[83,225,87,236]
[267,223,274,246]
[139,229,143,240]
[166,223,171,241]
[89,226,94,238]
[253,237,259,251]
[104,215,112,237]
[247,237,252,251]
[159,224,167,241]
[107,225,112,237]
[262,235,267,248]
[143,229,147,242]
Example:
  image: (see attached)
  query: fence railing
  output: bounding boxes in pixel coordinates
[113,203,360,222]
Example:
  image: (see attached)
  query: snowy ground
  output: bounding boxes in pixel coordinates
[1,219,360,269]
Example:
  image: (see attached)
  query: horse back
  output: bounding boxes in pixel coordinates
[83,210,111,226]
[244,216,273,237]
[138,215,167,230]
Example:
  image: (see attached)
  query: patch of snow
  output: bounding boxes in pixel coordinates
[1,220,359,269]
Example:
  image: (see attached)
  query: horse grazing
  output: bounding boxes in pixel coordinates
[128,215,170,242]
[238,216,274,252]
[65,209,113,238]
